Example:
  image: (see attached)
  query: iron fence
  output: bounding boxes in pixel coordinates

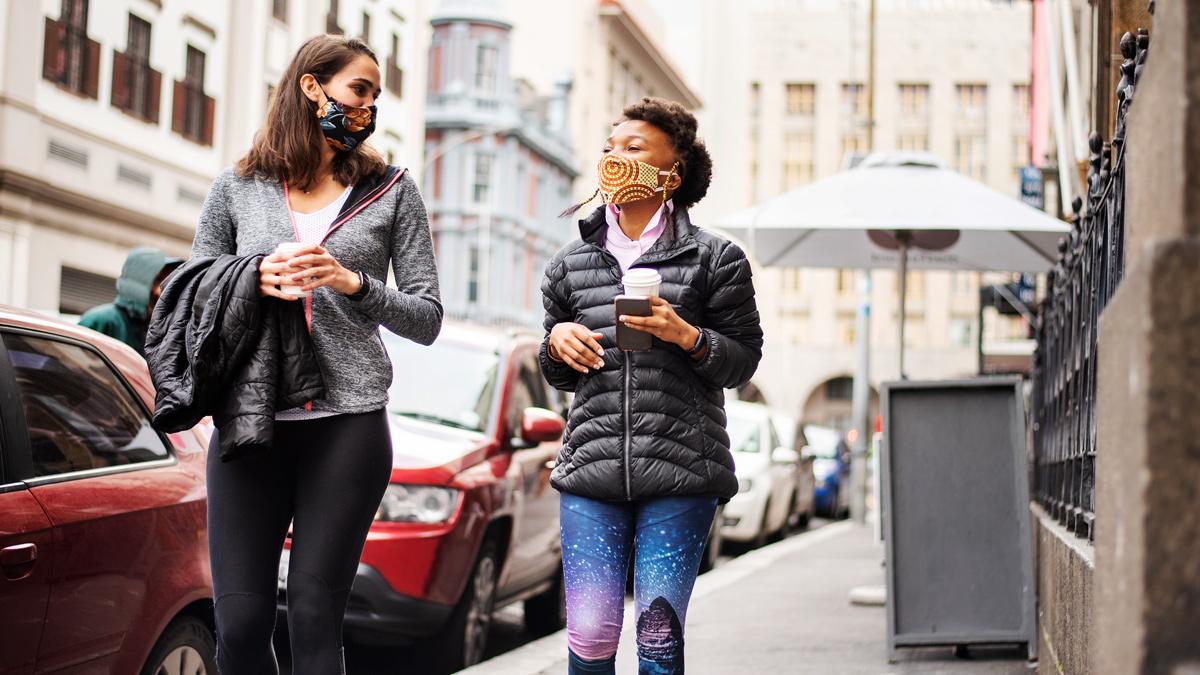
[1031,28,1150,541]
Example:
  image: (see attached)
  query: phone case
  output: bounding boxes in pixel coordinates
[615,296,654,351]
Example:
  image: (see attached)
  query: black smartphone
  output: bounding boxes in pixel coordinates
[615,295,654,351]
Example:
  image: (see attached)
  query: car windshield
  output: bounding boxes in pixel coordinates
[803,425,843,459]
[726,409,761,454]
[384,333,499,433]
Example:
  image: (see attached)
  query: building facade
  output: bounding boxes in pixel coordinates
[423,0,577,326]
[657,0,1038,426]
[502,0,702,195]
[0,0,428,315]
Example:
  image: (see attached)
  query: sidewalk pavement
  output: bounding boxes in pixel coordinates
[463,521,1034,675]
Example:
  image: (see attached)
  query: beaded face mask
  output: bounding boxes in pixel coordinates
[597,153,679,205]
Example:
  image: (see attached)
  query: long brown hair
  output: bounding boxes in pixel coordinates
[236,35,386,189]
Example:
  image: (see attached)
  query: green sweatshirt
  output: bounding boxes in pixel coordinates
[79,247,178,355]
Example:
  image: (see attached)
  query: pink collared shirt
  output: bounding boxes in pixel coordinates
[604,201,672,272]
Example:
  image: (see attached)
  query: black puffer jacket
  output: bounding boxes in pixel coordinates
[146,255,325,461]
[540,206,763,502]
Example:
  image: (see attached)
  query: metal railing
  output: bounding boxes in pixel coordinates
[1031,28,1150,541]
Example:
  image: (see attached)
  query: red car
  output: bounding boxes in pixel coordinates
[0,306,214,675]
[278,322,568,673]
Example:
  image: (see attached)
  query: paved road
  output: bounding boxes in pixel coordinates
[276,519,837,674]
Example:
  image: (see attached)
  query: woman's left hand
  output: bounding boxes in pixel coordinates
[285,245,363,295]
[618,296,701,351]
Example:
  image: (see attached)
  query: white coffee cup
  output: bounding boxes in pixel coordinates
[622,268,662,298]
[275,242,312,297]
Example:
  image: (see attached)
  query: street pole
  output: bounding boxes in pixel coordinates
[847,0,878,525]
[850,273,871,524]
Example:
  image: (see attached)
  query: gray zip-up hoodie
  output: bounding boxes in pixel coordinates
[190,166,442,415]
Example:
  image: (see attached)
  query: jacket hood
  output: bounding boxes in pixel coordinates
[115,247,181,318]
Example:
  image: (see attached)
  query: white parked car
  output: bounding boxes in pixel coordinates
[772,411,817,528]
[721,400,801,548]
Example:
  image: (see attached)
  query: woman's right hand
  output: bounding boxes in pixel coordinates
[549,323,605,373]
[259,252,300,300]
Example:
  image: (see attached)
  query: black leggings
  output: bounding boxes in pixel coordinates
[206,410,392,675]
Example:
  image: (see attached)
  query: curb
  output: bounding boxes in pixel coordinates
[459,520,859,675]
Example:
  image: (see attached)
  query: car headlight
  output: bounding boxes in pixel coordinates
[375,484,461,523]
[738,477,753,493]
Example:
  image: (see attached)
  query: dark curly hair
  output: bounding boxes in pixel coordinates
[619,97,713,209]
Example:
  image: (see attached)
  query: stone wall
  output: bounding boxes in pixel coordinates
[1034,505,1094,675]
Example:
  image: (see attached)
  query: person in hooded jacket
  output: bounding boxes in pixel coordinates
[540,97,763,674]
[78,246,181,354]
[184,35,441,674]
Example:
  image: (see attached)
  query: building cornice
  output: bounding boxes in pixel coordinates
[598,0,702,109]
[0,169,196,244]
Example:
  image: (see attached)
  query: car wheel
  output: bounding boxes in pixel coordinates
[139,615,216,675]
[699,505,724,573]
[525,565,566,636]
[423,539,499,674]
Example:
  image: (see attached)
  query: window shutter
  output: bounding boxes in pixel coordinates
[171,80,185,134]
[111,51,130,111]
[83,38,100,99]
[147,68,161,124]
[202,94,215,146]
[42,17,65,82]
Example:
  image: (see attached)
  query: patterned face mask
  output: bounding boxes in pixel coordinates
[314,84,377,152]
[597,153,679,205]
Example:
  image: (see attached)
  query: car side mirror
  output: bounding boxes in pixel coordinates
[513,407,565,448]
[772,447,800,464]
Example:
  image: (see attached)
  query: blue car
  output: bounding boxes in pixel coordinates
[802,425,850,518]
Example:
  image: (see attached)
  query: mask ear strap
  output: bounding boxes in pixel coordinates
[662,162,679,205]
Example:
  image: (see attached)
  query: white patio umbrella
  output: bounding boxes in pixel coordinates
[715,152,1070,376]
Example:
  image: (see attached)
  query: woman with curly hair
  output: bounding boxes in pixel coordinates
[540,97,763,674]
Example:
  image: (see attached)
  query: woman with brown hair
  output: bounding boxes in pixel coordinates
[189,35,441,673]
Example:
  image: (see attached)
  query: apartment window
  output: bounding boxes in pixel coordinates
[272,0,288,22]
[172,45,214,145]
[43,0,100,98]
[748,160,758,204]
[836,269,856,295]
[467,245,480,304]
[111,14,161,123]
[785,83,815,116]
[898,83,929,119]
[475,45,498,95]
[360,11,371,45]
[906,271,926,302]
[836,318,857,346]
[781,269,803,292]
[386,33,403,97]
[326,0,341,34]
[749,81,760,117]
[1012,84,1031,122]
[842,83,867,119]
[949,318,973,347]
[955,84,988,122]
[897,133,929,152]
[954,134,987,181]
[473,152,493,204]
[1011,134,1029,184]
[782,132,814,191]
[841,133,868,164]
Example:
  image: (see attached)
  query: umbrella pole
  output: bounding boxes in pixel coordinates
[897,237,909,379]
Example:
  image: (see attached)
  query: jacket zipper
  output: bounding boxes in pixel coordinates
[280,169,405,411]
[623,351,633,501]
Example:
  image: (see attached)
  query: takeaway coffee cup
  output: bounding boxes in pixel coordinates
[275,242,312,297]
[622,268,662,298]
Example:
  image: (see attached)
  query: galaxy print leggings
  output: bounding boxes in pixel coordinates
[560,492,718,675]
